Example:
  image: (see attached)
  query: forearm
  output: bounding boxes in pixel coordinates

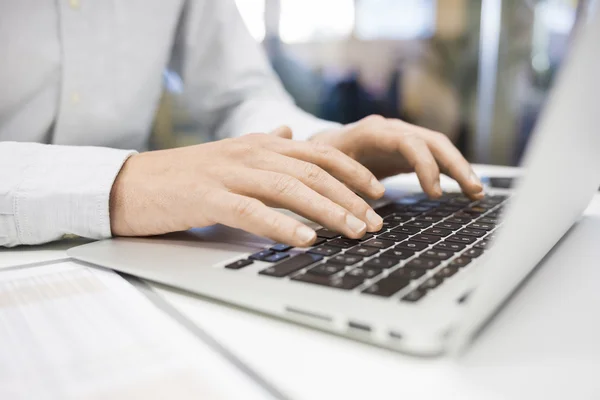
[0,142,135,247]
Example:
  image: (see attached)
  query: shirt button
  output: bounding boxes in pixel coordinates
[69,0,80,9]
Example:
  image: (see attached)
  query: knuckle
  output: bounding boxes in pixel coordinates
[432,131,450,143]
[233,198,261,219]
[311,141,333,156]
[272,174,299,196]
[263,212,283,232]
[228,140,255,157]
[364,114,385,124]
[349,197,370,214]
[303,163,325,183]
[243,132,268,141]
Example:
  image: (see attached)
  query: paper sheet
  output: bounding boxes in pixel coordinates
[0,261,272,400]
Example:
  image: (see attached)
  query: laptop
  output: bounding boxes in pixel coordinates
[69,7,600,356]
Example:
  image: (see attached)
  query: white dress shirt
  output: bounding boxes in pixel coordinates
[0,0,339,247]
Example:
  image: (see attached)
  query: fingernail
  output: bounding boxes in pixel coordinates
[433,181,443,196]
[370,177,385,195]
[470,172,482,188]
[295,226,316,244]
[346,214,367,235]
[366,209,383,228]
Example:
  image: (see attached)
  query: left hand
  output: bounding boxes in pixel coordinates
[307,115,485,199]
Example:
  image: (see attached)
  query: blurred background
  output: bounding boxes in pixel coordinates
[153,0,595,166]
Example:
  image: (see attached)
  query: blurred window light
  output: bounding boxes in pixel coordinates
[279,0,355,43]
[537,0,576,34]
[235,0,266,42]
[355,0,436,40]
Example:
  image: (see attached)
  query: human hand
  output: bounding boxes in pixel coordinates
[109,127,385,246]
[310,115,484,199]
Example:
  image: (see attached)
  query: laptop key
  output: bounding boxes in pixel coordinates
[347,266,382,279]
[457,228,486,238]
[464,206,487,215]
[468,222,495,231]
[312,237,327,246]
[463,248,483,258]
[446,217,471,224]
[391,226,420,235]
[474,240,490,250]
[363,256,398,269]
[422,228,452,237]
[452,212,475,220]
[259,253,324,278]
[393,211,421,218]
[307,245,341,257]
[328,238,362,248]
[389,267,426,280]
[378,232,409,242]
[384,215,412,223]
[406,205,432,213]
[225,259,254,270]
[270,243,293,252]
[362,277,411,297]
[434,242,466,252]
[424,210,453,218]
[263,252,291,263]
[438,205,463,212]
[410,234,441,245]
[446,235,477,245]
[363,238,395,249]
[421,249,453,260]
[405,220,432,229]
[415,215,443,223]
[249,250,275,261]
[478,217,498,224]
[405,258,440,270]
[329,254,363,265]
[381,248,415,260]
[435,222,463,231]
[315,229,339,239]
[436,266,459,278]
[402,289,427,302]
[419,277,444,290]
[449,256,472,268]
[292,273,364,290]
[346,246,379,257]
[308,263,345,276]
[419,200,442,208]
[395,241,428,251]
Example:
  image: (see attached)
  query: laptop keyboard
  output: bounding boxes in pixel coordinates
[223,193,507,303]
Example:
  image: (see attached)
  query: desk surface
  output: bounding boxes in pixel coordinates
[3,165,600,400]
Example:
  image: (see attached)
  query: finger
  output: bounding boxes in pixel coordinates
[205,190,317,247]
[227,169,369,239]
[247,152,383,231]
[254,135,385,199]
[371,126,442,198]
[269,125,293,139]
[395,121,484,198]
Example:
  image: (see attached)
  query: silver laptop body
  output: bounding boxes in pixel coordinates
[69,8,600,356]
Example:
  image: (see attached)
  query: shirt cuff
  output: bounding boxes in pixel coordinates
[12,144,136,245]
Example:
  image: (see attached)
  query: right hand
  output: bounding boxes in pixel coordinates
[109,126,386,247]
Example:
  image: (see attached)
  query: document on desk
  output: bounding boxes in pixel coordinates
[0,261,271,400]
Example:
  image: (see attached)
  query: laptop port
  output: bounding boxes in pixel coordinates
[348,320,372,332]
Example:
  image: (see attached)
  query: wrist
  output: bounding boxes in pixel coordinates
[109,153,138,236]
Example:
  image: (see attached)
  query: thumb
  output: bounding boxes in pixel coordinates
[269,125,293,139]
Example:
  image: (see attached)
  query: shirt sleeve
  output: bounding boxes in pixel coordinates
[0,142,136,247]
[171,0,341,142]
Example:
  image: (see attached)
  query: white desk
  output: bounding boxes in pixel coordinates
[3,165,600,400]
